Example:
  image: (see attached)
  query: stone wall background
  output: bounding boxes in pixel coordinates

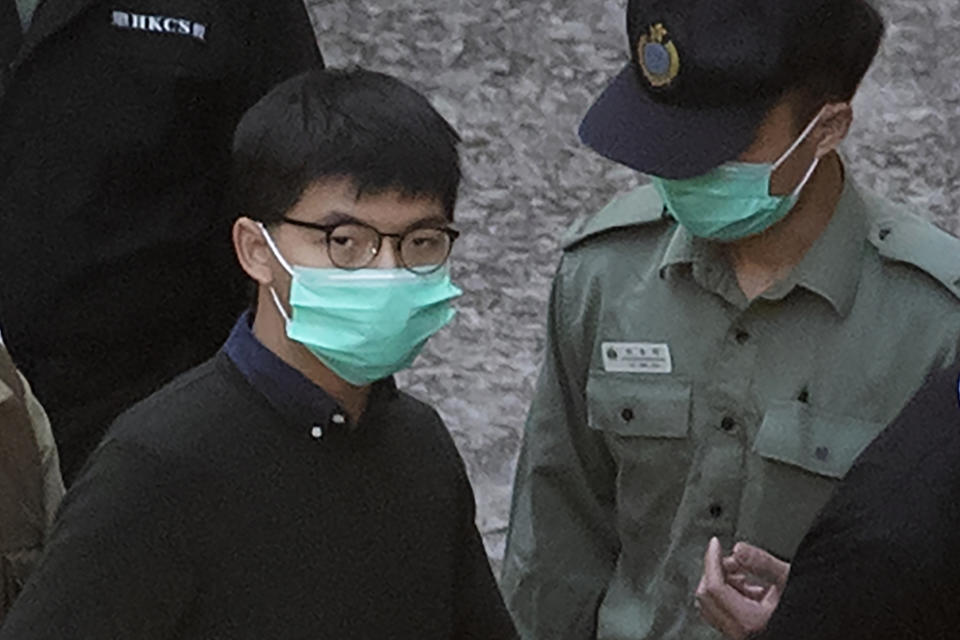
[305,0,960,572]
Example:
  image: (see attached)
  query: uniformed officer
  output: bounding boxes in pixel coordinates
[501,1,960,639]
[0,0,322,482]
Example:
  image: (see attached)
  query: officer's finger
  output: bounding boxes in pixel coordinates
[698,539,753,639]
[722,554,742,575]
[702,537,726,587]
[726,574,768,601]
[732,543,790,586]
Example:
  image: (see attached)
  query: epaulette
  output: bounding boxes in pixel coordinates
[562,184,672,251]
[868,203,960,301]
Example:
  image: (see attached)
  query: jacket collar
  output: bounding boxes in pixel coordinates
[1,0,24,71]
[11,0,95,72]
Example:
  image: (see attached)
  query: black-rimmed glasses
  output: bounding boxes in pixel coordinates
[281,217,460,275]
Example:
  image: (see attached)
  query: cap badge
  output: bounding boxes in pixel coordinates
[637,23,680,88]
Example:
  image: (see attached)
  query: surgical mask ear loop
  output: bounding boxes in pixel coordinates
[771,107,826,172]
[257,222,295,324]
[771,107,826,199]
[268,288,292,324]
[257,222,296,276]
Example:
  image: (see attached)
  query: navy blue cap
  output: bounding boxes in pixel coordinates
[580,0,831,179]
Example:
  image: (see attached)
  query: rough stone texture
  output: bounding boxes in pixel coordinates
[305,0,960,572]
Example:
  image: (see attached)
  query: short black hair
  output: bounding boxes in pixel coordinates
[785,0,885,125]
[232,66,462,224]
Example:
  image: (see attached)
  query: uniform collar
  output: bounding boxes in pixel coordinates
[223,312,398,436]
[761,177,866,317]
[658,175,867,317]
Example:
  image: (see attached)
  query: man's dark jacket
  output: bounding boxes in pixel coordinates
[0,0,322,481]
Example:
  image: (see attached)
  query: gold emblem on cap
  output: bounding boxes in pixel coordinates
[637,22,680,87]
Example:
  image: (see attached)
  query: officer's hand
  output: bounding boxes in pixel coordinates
[695,538,788,640]
[723,542,790,597]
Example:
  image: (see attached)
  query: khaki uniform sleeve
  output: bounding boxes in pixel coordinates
[18,372,63,528]
[502,259,620,639]
[0,365,62,620]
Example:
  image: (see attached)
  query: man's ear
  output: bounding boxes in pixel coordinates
[233,217,277,286]
[814,102,853,159]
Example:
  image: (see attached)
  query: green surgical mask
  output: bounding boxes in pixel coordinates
[651,109,824,242]
[260,225,462,386]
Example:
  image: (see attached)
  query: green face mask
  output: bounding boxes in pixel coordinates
[261,225,463,387]
[651,110,824,243]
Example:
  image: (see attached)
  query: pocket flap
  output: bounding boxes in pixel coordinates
[754,402,884,479]
[586,371,691,438]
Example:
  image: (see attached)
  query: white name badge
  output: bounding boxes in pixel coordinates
[601,342,672,374]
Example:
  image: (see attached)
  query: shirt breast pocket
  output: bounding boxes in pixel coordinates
[739,401,885,558]
[586,372,693,539]
[586,371,692,438]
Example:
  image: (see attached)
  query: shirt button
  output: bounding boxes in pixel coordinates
[310,426,323,439]
[709,504,724,519]
[815,446,830,461]
[331,413,346,426]
[720,416,736,432]
[621,408,635,423]
[735,329,750,345]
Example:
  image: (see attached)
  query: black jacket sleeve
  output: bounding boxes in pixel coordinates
[452,465,519,639]
[0,440,199,639]
[754,534,927,640]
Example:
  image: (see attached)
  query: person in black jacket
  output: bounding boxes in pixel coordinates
[0,0,322,483]
[695,361,960,639]
[0,66,519,640]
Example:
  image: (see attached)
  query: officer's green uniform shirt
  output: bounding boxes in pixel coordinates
[502,175,960,640]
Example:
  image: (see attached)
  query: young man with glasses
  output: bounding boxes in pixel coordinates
[0,67,517,640]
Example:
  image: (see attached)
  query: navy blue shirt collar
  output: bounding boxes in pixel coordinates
[223,311,397,435]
